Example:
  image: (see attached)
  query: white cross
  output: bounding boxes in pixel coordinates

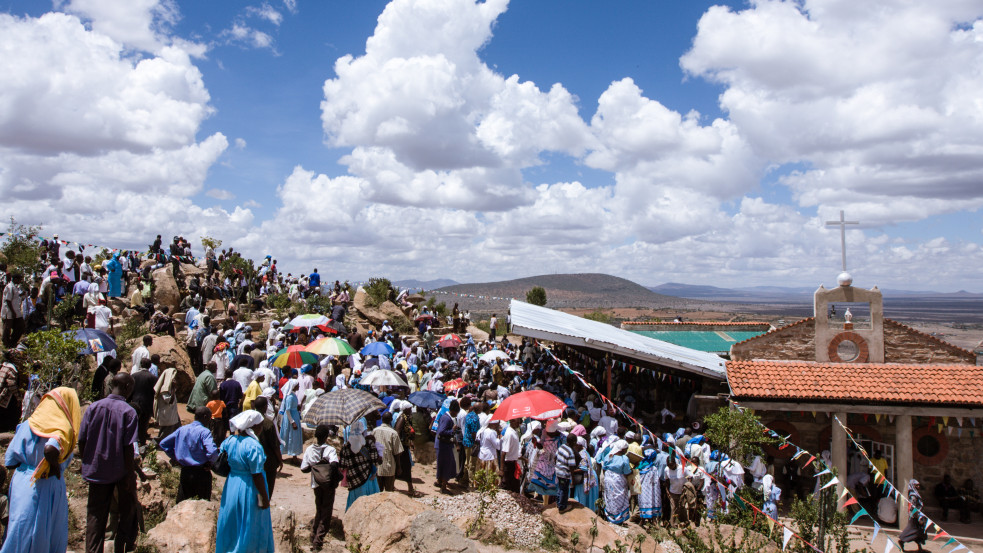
[826,210,859,271]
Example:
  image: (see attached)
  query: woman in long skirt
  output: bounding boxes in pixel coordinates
[899,479,928,553]
[529,421,563,504]
[340,419,382,510]
[278,379,303,461]
[602,440,632,524]
[1,387,80,553]
[216,412,274,553]
[637,449,663,522]
[572,438,600,512]
[434,401,460,493]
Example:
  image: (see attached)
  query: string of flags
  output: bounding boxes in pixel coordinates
[0,231,143,257]
[540,346,825,552]
[831,415,974,553]
[730,400,975,553]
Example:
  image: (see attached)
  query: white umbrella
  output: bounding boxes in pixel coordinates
[504,364,524,373]
[479,350,510,363]
[360,369,408,387]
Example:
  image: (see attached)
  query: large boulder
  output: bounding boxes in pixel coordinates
[152,266,181,313]
[143,499,218,553]
[343,491,479,553]
[146,335,194,401]
[272,507,298,553]
[541,505,658,553]
[353,289,410,329]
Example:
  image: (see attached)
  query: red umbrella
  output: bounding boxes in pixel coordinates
[442,378,467,392]
[437,333,462,348]
[490,390,567,422]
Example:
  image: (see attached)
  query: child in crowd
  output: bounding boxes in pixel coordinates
[207,389,227,446]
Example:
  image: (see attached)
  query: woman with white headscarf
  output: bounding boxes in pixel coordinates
[216,411,274,553]
[602,439,632,524]
[529,420,563,505]
[340,418,381,510]
[899,479,927,552]
[278,379,304,461]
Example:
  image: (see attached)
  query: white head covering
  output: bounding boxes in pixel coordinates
[610,439,629,454]
[280,378,299,399]
[229,411,264,440]
[762,473,775,498]
[346,419,367,454]
[521,420,542,443]
[590,426,607,439]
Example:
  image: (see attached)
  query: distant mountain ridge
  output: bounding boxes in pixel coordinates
[649,282,983,303]
[395,278,459,292]
[432,273,698,311]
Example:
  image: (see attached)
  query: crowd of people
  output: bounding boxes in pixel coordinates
[0,235,975,553]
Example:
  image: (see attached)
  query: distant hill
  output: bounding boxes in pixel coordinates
[431,273,698,312]
[395,278,459,292]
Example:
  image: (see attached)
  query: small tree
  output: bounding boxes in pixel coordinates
[364,278,393,307]
[200,236,222,251]
[1,218,45,279]
[583,310,612,324]
[703,405,777,469]
[22,329,88,398]
[526,286,547,306]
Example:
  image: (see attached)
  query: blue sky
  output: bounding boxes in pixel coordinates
[3,0,983,292]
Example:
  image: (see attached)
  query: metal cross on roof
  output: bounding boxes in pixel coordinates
[826,210,859,271]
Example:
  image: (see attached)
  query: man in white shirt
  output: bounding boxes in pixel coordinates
[300,424,340,551]
[91,299,114,333]
[476,420,501,473]
[1,273,25,348]
[665,457,687,528]
[131,335,152,371]
[599,408,619,437]
[500,418,522,492]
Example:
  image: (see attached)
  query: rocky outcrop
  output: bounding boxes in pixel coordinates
[152,266,181,314]
[146,335,194,400]
[342,492,478,553]
[272,507,299,553]
[143,499,218,553]
[353,289,411,329]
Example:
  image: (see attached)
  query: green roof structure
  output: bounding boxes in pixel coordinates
[629,330,768,355]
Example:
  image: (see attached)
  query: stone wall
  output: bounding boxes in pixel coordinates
[729,318,815,361]
[883,319,976,364]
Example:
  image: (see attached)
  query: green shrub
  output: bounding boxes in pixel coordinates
[526,286,547,306]
[364,278,393,307]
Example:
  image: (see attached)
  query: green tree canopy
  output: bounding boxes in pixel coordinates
[526,286,547,306]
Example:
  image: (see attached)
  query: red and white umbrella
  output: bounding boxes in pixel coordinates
[437,333,462,348]
[490,390,567,422]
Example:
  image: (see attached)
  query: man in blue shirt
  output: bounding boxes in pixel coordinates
[308,268,321,295]
[159,407,219,502]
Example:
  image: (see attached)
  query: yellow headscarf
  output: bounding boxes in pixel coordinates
[27,387,82,482]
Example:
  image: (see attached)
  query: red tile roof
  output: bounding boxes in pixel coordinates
[727,360,983,406]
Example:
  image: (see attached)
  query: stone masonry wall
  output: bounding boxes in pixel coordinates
[729,318,815,361]
[883,319,976,365]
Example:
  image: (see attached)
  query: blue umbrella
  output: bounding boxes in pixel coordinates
[407,391,446,410]
[360,341,395,357]
[67,328,117,355]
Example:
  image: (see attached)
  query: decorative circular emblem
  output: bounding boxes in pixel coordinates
[828,331,869,363]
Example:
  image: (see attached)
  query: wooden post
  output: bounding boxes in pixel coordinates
[897,414,913,529]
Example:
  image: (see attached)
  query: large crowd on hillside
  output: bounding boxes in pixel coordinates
[0,235,947,553]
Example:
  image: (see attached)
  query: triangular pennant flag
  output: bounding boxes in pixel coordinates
[938,423,944,433]
[875,413,882,423]
[768,518,774,536]
[804,455,816,466]
[889,415,895,423]
[815,468,832,478]
[943,416,949,425]
[871,523,880,543]
[783,528,793,551]
[851,507,869,524]
[950,545,967,553]
[822,476,840,490]
[842,496,859,509]
[839,486,851,500]
[933,530,948,541]
[812,411,817,418]
[948,426,953,435]
[944,538,957,547]
[884,537,895,553]
[924,517,933,532]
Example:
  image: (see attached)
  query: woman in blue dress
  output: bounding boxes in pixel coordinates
[106,253,123,298]
[216,411,274,553]
[278,379,303,461]
[2,387,81,553]
[637,447,663,523]
[602,440,632,524]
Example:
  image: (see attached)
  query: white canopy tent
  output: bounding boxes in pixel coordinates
[508,300,727,380]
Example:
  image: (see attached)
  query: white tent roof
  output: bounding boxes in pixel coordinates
[508,300,727,379]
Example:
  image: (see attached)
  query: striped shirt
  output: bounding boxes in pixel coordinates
[555,444,576,479]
